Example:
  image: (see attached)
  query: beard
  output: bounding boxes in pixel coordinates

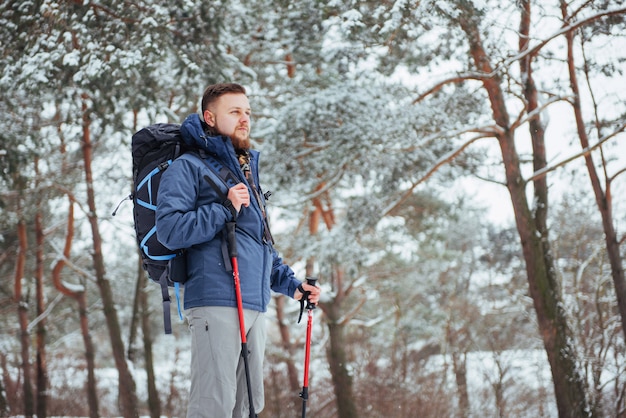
[212,121,250,150]
[230,130,251,150]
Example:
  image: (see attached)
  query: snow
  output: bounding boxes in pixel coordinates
[62,51,80,67]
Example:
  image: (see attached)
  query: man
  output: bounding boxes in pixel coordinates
[156,83,321,417]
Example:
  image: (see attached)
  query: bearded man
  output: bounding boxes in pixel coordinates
[156,83,320,418]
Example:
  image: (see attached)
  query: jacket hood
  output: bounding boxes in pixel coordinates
[180,113,230,156]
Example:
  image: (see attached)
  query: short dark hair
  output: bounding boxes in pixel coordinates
[201,83,247,113]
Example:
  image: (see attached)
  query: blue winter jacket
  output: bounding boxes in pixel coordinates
[155,113,301,312]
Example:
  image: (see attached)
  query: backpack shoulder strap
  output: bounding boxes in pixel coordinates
[198,149,240,187]
[184,150,240,219]
[182,151,240,273]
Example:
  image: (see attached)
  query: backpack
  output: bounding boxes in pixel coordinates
[129,123,238,334]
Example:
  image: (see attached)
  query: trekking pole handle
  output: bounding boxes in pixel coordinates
[225,221,237,258]
[305,276,318,310]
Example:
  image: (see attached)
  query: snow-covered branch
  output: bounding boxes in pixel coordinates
[382,133,493,217]
[27,293,64,333]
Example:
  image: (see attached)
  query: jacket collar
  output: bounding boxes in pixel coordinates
[180,113,233,159]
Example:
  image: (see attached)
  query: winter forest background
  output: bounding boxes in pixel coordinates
[1,1,626,417]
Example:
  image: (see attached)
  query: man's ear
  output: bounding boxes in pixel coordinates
[204,109,215,127]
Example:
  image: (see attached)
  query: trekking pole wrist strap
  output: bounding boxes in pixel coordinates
[222,198,238,220]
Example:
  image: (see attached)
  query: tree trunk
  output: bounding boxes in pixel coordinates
[560,0,626,344]
[455,4,592,417]
[451,352,469,418]
[78,292,100,418]
[307,189,361,417]
[80,95,138,417]
[35,200,48,418]
[15,218,34,417]
[52,196,99,418]
[500,111,591,418]
[139,257,161,418]
[325,297,358,418]
[274,295,300,412]
[127,254,142,362]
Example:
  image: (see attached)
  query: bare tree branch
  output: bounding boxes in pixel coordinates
[526,124,626,183]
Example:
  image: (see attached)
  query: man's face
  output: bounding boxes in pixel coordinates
[204,92,251,150]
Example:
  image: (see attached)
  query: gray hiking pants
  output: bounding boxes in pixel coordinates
[185,306,266,418]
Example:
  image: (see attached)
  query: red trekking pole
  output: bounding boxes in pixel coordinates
[299,276,318,418]
[225,221,256,418]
